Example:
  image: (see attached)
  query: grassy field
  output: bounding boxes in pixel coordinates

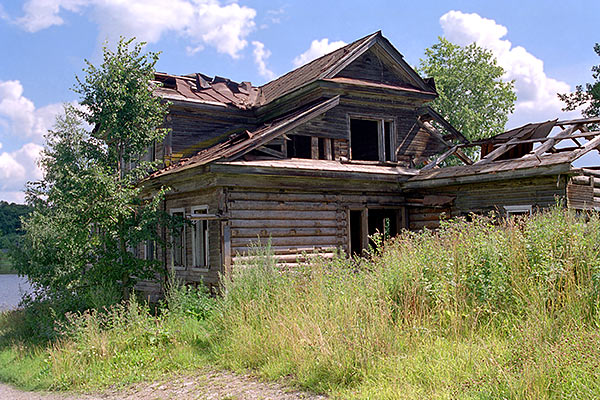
[1,207,600,398]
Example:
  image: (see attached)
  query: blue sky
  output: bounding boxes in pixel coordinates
[0,0,599,203]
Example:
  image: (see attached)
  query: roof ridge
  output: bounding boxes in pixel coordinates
[258,31,380,90]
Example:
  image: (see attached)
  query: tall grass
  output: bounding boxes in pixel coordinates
[211,208,600,398]
[1,207,600,398]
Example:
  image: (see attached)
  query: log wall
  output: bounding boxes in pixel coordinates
[407,176,567,230]
[335,48,407,87]
[225,188,404,267]
[569,172,600,210]
[287,100,442,162]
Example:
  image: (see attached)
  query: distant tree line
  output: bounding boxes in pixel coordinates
[0,201,31,249]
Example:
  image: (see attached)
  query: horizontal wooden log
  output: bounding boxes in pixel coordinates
[233,252,336,263]
[229,210,338,220]
[228,191,339,202]
[231,244,339,256]
[409,212,448,222]
[229,219,341,229]
[409,220,441,230]
[231,227,338,238]
[582,168,600,178]
[572,176,590,185]
[229,200,338,211]
[232,235,340,248]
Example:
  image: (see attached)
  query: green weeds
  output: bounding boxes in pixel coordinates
[1,208,600,398]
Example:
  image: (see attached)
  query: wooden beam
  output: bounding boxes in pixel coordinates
[256,145,285,158]
[523,125,578,158]
[361,208,369,253]
[570,134,600,161]
[417,119,474,165]
[475,137,522,164]
[421,146,458,171]
[311,137,319,159]
[324,138,332,160]
[464,130,600,148]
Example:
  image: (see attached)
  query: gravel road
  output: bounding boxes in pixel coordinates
[0,369,327,400]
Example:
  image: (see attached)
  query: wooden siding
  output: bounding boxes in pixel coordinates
[226,188,404,266]
[407,176,567,230]
[569,173,600,209]
[287,100,440,162]
[335,48,407,87]
[129,187,225,297]
[166,105,255,162]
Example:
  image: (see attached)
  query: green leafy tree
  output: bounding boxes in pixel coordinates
[16,39,170,304]
[558,43,600,129]
[419,38,517,159]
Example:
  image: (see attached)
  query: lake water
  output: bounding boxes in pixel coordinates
[0,275,31,311]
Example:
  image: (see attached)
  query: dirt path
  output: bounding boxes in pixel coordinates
[0,369,327,400]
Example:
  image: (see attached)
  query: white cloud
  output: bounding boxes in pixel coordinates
[251,41,275,81]
[293,38,347,68]
[17,0,87,32]
[16,0,257,59]
[439,10,576,127]
[0,80,63,142]
[0,4,10,21]
[0,142,44,203]
[266,7,285,24]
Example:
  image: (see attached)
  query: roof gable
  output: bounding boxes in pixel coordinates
[258,31,435,105]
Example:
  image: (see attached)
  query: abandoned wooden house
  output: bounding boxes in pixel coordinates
[136,31,600,295]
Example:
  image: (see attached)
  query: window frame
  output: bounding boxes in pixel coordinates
[169,207,186,270]
[504,205,532,218]
[190,205,210,271]
[347,114,397,162]
[143,239,156,261]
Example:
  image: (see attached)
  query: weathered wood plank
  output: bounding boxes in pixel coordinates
[230,219,341,229]
[228,200,338,211]
[229,210,338,220]
[232,235,340,247]
[231,227,338,238]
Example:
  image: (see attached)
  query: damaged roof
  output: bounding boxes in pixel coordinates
[410,117,600,186]
[149,96,341,179]
[153,31,436,110]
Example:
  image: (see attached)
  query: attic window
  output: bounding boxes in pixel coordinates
[350,118,395,162]
[287,135,312,158]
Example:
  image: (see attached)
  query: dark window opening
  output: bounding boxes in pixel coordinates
[349,208,400,257]
[171,211,185,267]
[350,210,363,257]
[368,209,398,241]
[287,135,312,158]
[351,119,379,161]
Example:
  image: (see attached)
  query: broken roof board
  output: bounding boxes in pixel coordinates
[153,31,437,110]
[149,96,341,179]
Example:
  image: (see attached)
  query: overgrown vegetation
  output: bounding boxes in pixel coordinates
[2,208,600,399]
[0,201,31,274]
[15,38,171,303]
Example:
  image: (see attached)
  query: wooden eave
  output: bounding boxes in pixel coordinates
[210,159,416,183]
[403,162,573,189]
[318,78,437,101]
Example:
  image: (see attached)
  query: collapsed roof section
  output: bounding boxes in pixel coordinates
[152,31,437,110]
[149,96,341,178]
[411,117,600,187]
